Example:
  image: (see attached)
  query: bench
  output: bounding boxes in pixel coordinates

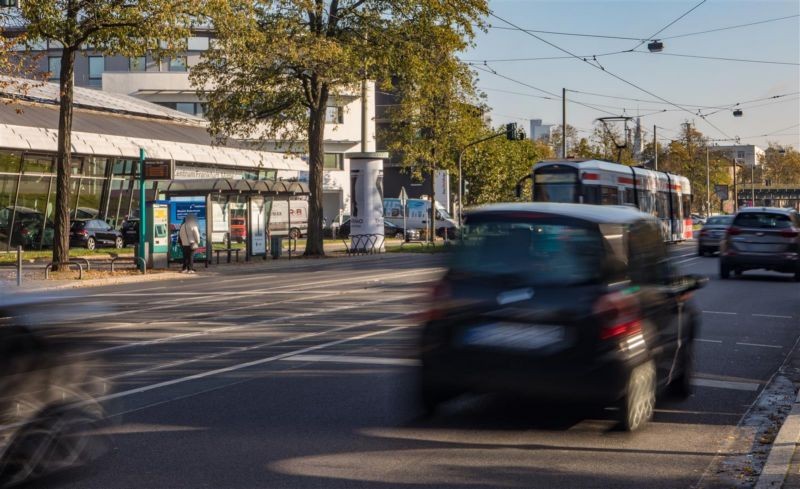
[214,248,241,264]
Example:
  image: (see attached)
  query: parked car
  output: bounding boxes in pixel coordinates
[121,218,139,247]
[70,219,124,250]
[336,219,420,240]
[697,215,734,256]
[419,202,705,431]
[0,206,53,249]
[720,207,800,281]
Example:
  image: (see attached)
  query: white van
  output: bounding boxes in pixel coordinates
[383,198,458,237]
[269,200,308,238]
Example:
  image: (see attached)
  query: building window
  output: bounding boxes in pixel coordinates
[324,153,344,170]
[169,56,187,72]
[325,106,344,124]
[737,151,746,159]
[187,37,210,51]
[88,56,104,81]
[129,56,146,72]
[48,57,61,80]
[0,0,20,7]
[175,102,196,115]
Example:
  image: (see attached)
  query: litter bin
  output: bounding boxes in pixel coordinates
[270,235,283,259]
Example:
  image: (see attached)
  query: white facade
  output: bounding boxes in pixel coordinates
[714,144,765,168]
[102,71,377,226]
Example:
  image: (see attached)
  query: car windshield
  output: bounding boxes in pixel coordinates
[706,216,733,226]
[453,216,606,285]
[733,212,792,229]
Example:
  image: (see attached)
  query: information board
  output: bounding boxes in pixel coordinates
[142,160,175,180]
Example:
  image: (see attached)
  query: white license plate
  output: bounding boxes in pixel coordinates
[461,323,565,350]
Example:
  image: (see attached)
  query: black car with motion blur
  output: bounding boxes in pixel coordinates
[419,203,706,431]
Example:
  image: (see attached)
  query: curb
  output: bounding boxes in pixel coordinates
[755,390,800,489]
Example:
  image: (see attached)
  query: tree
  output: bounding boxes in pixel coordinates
[464,135,552,205]
[762,144,800,185]
[19,1,205,269]
[547,124,578,157]
[192,0,488,256]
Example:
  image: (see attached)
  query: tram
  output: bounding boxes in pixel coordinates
[516,159,693,242]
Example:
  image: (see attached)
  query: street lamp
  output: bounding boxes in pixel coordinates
[647,40,664,52]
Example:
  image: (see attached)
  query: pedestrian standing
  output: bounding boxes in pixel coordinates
[179,214,200,273]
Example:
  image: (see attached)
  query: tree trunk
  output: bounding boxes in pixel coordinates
[304,90,329,257]
[52,47,76,271]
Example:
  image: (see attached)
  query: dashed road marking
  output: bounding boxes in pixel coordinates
[692,378,760,392]
[736,342,782,349]
[752,314,794,319]
[281,354,420,367]
[703,311,738,315]
[697,338,723,343]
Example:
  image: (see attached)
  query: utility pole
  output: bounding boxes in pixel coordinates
[705,147,710,216]
[653,125,658,170]
[733,160,738,212]
[562,88,567,158]
[751,165,755,206]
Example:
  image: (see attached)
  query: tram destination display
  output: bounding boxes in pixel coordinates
[142,159,175,180]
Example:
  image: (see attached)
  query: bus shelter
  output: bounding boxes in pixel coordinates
[160,178,309,266]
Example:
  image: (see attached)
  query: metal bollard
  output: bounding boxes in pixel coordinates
[16,245,22,287]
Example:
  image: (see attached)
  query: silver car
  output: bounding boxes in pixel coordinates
[720,207,800,281]
[698,215,734,256]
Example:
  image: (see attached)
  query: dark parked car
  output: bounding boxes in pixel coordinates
[121,218,139,247]
[0,206,53,249]
[698,215,734,256]
[70,219,124,250]
[720,207,800,281]
[419,203,705,431]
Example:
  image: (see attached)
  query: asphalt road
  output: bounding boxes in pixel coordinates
[8,244,800,489]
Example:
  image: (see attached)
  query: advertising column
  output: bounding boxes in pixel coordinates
[349,152,388,252]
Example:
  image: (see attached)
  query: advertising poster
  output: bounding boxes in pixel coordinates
[350,157,384,250]
[250,197,267,255]
[168,199,207,261]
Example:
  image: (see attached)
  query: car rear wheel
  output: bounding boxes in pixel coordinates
[114,237,123,249]
[618,360,656,431]
[85,237,96,251]
[698,247,706,257]
[419,374,460,416]
[289,228,301,239]
[794,266,800,282]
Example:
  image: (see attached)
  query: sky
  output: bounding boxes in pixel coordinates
[464,0,800,149]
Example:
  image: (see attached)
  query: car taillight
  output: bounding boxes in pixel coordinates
[424,280,451,322]
[780,228,799,238]
[594,291,642,340]
[19,228,29,236]
[727,226,741,236]
[699,229,708,237]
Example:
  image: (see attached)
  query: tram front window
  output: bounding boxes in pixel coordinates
[533,170,578,203]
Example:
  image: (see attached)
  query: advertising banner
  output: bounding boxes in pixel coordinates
[350,155,385,250]
[250,197,267,255]
[167,199,207,261]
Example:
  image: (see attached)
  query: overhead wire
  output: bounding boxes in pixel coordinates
[485,14,799,43]
[629,0,708,51]
[487,10,735,140]
[635,51,800,66]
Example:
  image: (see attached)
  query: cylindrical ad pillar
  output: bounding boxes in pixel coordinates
[349,152,387,252]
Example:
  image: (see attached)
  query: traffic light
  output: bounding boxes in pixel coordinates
[462,179,470,195]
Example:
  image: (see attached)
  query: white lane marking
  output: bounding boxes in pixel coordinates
[281,354,420,367]
[736,342,782,349]
[703,311,738,315]
[90,324,410,404]
[697,338,723,343]
[107,313,414,381]
[674,257,700,265]
[79,293,419,356]
[75,267,441,322]
[752,314,794,319]
[691,378,760,392]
